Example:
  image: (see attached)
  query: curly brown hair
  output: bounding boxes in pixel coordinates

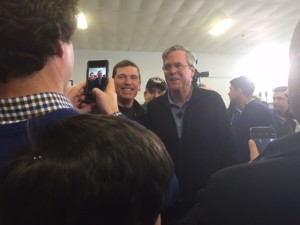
[0,0,79,82]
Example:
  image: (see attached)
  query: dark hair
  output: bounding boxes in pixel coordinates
[0,114,173,225]
[273,86,288,92]
[112,60,141,80]
[0,0,79,83]
[230,76,255,97]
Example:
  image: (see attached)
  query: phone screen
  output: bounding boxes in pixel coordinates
[85,60,109,102]
[250,126,276,153]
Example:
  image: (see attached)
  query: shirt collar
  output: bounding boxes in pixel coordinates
[0,92,73,124]
[168,85,193,107]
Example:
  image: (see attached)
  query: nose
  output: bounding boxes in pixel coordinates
[123,77,132,84]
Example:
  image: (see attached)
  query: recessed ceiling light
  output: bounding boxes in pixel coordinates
[209,18,233,36]
[77,12,87,29]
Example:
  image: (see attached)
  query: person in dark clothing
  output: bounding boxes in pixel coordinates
[228,76,274,162]
[112,60,147,125]
[147,45,239,224]
[0,114,174,225]
[178,19,300,225]
[272,86,298,137]
[0,0,119,171]
[142,77,167,111]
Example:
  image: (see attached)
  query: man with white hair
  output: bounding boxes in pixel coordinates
[180,20,300,225]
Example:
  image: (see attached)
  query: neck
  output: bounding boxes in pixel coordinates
[238,96,253,109]
[170,85,191,107]
[0,58,67,98]
[118,98,134,109]
[275,110,287,121]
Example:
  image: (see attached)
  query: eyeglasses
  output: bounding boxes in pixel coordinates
[162,63,191,72]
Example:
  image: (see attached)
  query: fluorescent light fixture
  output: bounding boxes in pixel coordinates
[209,18,233,36]
[77,12,87,29]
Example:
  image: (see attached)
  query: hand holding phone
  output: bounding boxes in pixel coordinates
[85,60,109,103]
[250,126,276,153]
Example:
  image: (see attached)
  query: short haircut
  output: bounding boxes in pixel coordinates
[162,45,197,66]
[273,86,288,92]
[0,114,173,225]
[230,76,255,97]
[112,60,141,81]
[0,0,79,83]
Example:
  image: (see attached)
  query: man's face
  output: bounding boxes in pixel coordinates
[114,66,141,102]
[97,70,103,79]
[228,85,240,103]
[273,91,289,113]
[89,73,96,80]
[144,87,166,103]
[162,50,195,92]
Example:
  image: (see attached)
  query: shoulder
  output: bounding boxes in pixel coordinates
[147,93,168,108]
[249,100,271,111]
[193,87,221,98]
[192,88,224,104]
[258,132,300,159]
[132,99,145,112]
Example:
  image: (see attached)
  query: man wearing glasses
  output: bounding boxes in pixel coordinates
[147,45,239,224]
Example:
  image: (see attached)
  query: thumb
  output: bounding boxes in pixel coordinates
[249,139,259,162]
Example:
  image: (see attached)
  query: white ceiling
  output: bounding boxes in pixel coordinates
[72,0,300,54]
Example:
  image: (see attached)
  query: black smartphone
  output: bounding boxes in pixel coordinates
[85,60,109,103]
[250,126,276,153]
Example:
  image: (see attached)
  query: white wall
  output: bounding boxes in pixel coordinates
[72,49,246,106]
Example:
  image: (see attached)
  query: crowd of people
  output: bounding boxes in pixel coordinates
[1,0,300,225]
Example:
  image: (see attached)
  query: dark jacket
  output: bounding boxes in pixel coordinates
[181,132,300,225]
[147,87,239,204]
[119,99,147,126]
[232,100,274,163]
[273,110,297,138]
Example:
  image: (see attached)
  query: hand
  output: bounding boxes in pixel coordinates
[65,81,93,114]
[248,139,259,162]
[92,77,118,114]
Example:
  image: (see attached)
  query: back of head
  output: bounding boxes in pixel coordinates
[0,0,78,82]
[162,45,197,67]
[112,60,141,79]
[230,76,255,97]
[0,114,173,225]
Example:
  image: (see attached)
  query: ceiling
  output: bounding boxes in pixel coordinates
[72,0,300,54]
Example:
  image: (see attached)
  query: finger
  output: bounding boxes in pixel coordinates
[77,104,93,114]
[65,81,86,97]
[73,81,86,90]
[249,139,259,162]
[105,77,116,94]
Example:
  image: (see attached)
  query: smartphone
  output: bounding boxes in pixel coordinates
[85,60,109,102]
[250,126,276,153]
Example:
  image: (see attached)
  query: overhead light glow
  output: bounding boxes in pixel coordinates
[209,18,233,36]
[237,43,289,102]
[77,12,87,29]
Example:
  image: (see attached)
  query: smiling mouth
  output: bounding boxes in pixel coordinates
[169,77,180,82]
[121,87,135,93]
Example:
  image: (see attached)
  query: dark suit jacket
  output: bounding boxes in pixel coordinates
[232,100,274,163]
[181,132,300,225]
[147,87,239,204]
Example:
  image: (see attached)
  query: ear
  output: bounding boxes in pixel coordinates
[237,88,243,95]
[191,66,196,77]
[55,40,65,58]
